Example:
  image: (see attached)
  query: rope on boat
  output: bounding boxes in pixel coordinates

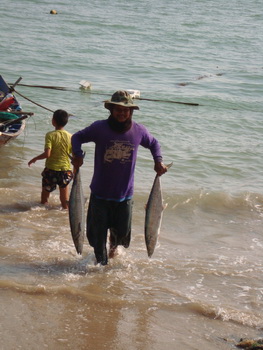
[13,89,54,113]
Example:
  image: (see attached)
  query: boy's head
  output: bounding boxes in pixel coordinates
[52,109,69,127]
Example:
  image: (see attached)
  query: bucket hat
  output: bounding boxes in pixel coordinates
[104,90,139,110]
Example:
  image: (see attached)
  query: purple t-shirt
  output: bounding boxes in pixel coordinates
[71,120,163,201]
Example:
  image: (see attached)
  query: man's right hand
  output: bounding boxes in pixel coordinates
[71,155,84,170]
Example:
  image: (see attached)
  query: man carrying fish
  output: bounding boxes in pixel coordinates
[71,90,167,265]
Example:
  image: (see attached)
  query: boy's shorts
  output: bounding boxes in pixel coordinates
[41,168,73,192]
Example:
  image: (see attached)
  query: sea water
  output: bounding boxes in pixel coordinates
[0,0,263,349]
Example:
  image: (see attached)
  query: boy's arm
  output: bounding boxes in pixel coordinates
[28,148,51,167]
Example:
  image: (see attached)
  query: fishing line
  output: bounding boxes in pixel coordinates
[12,83,200,107]
[13,81,260,112]
[15,82,256,112]
[136,97,199,106]
[13,86,249,114]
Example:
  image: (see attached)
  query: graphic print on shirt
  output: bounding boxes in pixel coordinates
[104,140,135,164]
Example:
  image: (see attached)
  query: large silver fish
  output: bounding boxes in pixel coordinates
[144,163,172,257]
[68,168,85,254]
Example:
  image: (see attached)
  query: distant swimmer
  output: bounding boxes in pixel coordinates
[196,73,224,80]
[177,72,224,86]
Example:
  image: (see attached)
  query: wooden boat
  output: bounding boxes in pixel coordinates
[0,75,32,146]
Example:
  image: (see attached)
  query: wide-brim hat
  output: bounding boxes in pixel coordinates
[104,90,139,110]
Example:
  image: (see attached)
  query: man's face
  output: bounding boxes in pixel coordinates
[112,105,131,123]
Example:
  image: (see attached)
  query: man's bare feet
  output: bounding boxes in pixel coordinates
[109,245,118,259]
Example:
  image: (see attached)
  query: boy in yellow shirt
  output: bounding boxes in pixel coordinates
[28,109,73,209]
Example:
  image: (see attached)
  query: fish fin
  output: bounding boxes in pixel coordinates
[163,203,168,210]
[165,162,173,170]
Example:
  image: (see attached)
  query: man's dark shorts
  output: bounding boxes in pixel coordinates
[87,193,133,265]
[41,168,73,192]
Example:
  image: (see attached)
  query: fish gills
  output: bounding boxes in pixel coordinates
[68,169,85,254]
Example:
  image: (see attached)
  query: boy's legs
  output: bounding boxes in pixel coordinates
[59,186,69,209]
[41,169,72,208]
[41,187,50,205]
[58,170,73,209]
[41,168,55,206]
